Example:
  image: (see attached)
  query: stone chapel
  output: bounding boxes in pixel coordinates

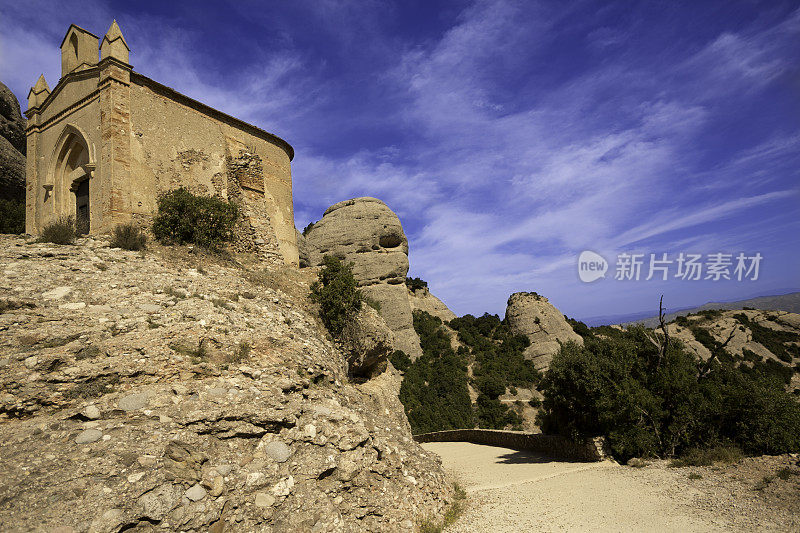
[24,21,298,265]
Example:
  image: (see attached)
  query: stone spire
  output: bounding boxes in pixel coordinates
[27,74,51,109]
[100,20,130,63]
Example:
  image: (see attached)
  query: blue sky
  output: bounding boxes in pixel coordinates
[2,0,798,322]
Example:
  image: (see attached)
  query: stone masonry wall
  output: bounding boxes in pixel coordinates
[413,429,609,462]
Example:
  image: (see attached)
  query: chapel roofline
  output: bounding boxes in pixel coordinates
[24,61,294,161]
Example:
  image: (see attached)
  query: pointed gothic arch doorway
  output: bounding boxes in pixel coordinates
[48,125,95,234]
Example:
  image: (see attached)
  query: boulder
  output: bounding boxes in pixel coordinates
[305,197,409,285]
[340,305,394,377]
[306,198,422,358]
[505,292,584,371]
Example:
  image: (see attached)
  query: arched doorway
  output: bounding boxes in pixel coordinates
[49,126,94,234]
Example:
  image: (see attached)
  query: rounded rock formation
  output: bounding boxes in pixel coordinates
[304,197,422,358]
[505,292,584,371]
[0,81,25,202]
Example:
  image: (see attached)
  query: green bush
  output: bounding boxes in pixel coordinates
[389,349,412,372]
[309,255,362,336]
[537,324,800,462]
[152,188,239,249]
[398,310,474,433]
[110,222,147,251]
[38,216,76,245]
[0,199,24,234]
[405,277,428,291]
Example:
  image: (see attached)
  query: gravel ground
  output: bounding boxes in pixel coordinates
[422,442,800,532]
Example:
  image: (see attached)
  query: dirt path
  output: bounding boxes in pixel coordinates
[421,442,799,532]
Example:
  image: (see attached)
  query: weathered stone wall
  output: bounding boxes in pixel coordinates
[128,76,297,265]
[413,429,609,462]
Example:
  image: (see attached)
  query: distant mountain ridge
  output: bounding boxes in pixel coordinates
[617,292,800,328]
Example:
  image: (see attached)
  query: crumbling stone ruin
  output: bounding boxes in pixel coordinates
[23,22,297,265]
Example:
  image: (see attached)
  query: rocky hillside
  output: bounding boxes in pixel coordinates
[666,309,800,392]
[0,81,26,202]
[0,235,452,532]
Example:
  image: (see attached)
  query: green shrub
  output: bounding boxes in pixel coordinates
[537,324,800,462]
[110,222,147,251]
[399,310,474,433]
[405,277,428,291]
[38,216,76,245]
[152,188,239,249]
[389,349,412,372]
[309,255,362,337]
[0,199,25,234]
[302,221,315,235]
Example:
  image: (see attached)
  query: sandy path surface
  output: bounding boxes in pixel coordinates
[422,442,739,532]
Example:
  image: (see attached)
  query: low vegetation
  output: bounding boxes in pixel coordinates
[399,310,474,433]
[309,255,363,337]
[0,199,25,234]
[537,321,800,462]
[38,216,76,245]
[418,482,467,533]
[110,222,147,251]
[152,187,239,249]
[449,313,539,429]
[405,277,428,291]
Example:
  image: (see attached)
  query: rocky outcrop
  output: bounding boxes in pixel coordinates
[304,198,423,359]
[296,228,310,268]
[0,82,25,154]
[340,305,394,378]
[0,81,25,202]
[505,292,584,371]
[408,286,456,323]
[0,235,452,531]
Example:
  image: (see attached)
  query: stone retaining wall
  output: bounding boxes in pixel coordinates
[414,429,608,462]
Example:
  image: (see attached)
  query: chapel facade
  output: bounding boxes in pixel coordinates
[25,21,298,265]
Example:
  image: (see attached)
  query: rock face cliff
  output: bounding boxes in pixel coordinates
[0,81,26,202]
[0,235,451,532]
[505,292,584,371]
[303,198,423,359]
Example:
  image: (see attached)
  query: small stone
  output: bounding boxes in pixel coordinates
[24,356,38,369]
[75,429,102,444]
[139,304,161,313]
[185,483,206,501]
[127,472,145,483]
[208,475,224,497]
[59,302,86,310]
[138,455,158,467]
[303,424,317,439]
[254,492,275,508]
[42,286,73,300]
[82,405,101,420]
[270,475,294,497]
[215,464,233,476]
[263,441,291,463]
[118,392,149,411]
